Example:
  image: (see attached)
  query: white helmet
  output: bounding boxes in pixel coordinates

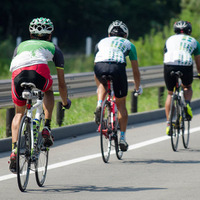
[108,20,129,38]
[29,17,54,35]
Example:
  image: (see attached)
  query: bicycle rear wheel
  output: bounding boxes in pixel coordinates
[169,95,180,151]
[17,115,31,192]
[182,118,190,149]
[35,113,49,187]
[100,100,111,163]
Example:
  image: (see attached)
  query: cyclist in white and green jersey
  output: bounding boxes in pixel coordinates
[94,20,142,151]
[9,17,71,173]
[164,20,200,135]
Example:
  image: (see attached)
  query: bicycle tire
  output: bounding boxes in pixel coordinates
[169,95,180,151]
[100,100,111,163]
[113,109,123,160]
[182,118,190,149]
[114,129,123,160]
[17,115,31,192]
[35,112,49,187]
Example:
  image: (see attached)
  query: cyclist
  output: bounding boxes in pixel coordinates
[164,20,200,135]
[9,17,71,173]
[94,20,142,151]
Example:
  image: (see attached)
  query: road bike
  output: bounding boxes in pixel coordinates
[16,82,49,192]
[98,75,123,163]
[169,71,191,151]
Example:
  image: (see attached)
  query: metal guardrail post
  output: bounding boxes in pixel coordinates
[6,107,15,137]
[131,91,138,113]
[158,86,165,108]
[56,101,65,126]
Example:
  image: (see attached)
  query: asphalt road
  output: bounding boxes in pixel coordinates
[0,109,200,200]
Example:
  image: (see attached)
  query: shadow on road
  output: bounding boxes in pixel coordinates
[28,184,166,193]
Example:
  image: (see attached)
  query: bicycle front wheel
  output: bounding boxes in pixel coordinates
[169,95,180,151]
[35,112,49,187]
[17,115,31,192]
[100,100,111,163]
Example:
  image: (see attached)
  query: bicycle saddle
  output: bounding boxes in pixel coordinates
[21,82,36,100]
[170,71,183,77]
[21,82,36,89]
[101,75,113,81]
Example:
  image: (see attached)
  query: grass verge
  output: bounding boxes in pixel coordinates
[0,80,200,139]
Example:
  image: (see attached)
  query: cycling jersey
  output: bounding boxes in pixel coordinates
[10,39,64,72]
[94,36,137,63]
[164,34,200,66]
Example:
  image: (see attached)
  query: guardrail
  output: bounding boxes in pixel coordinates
[0,64,197,137]
[0,65,165,108]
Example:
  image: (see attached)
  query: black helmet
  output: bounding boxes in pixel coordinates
[173,21,192,35]
[108,20,129,38]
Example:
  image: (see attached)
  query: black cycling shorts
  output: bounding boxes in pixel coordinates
[94,62,127,98]
[164,64,193,91]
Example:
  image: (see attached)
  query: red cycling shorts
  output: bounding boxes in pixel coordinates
[11,64,53,106]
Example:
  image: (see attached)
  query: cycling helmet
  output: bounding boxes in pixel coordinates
[108,20,129,38]
[173,21,192,35]
[29,17,54,35]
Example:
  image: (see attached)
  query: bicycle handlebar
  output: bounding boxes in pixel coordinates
[193,74,200,79]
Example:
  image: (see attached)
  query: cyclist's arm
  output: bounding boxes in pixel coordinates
[53,45,69,106]
[131,60,140,91]
[56,68,68,106]
[194,55,200,74]
[129,43,140,90]
[194,41,200,74]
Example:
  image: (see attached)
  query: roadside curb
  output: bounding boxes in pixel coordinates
[1,99,200,153]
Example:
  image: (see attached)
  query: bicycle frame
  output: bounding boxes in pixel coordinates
[24,91,43,156]
[106,80,117,132]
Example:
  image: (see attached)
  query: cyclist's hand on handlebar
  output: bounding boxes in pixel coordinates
[134,86,143,96]
[62,98,71,110]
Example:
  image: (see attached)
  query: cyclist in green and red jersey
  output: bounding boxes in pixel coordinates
[164,21,200,135]
[94,20,142,151]
[9,17,71,173]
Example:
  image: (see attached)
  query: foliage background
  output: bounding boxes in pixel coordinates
[1,0,200,138]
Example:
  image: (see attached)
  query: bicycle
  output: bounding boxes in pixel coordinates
[98,75,123,163]
[16,82,49,192]
[169,71,190,151]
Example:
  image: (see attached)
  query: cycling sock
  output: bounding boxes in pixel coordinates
[185,100,190,105]
[44,119,51,130]
[97,100,102,107]
[12,142,17,150]
[120,131,125,140]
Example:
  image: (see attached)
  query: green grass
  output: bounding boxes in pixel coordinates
[1,80,200,139]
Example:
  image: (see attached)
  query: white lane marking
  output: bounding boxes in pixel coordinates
[1,126,200,182]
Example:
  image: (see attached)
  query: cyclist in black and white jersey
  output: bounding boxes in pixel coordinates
[94,20,142,151]
[164,20,200,135]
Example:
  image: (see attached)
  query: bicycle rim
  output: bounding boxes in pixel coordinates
[35,143,49,187]
[100,100,111,163]
[35,114,49,187]
[17,116,31,192]
[170,96,180,151]
[182,119,190,149]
